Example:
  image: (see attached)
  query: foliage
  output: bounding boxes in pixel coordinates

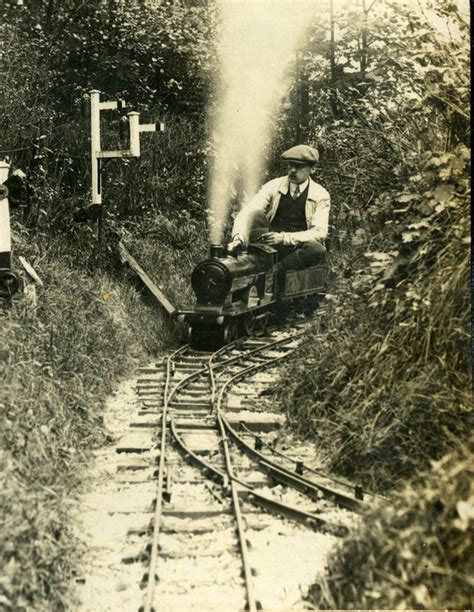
[3,0,216,112]
[124,210,208,308]
[310,444,474,610]
[270,3,471,608]
[0,9,213,604]
[104,111,210,225]
[0,223,183,609]
[272,0,470,240]
[274,138,470,491]
[0,0,471,608]
[272,0,470,491]
[1,0,215,236]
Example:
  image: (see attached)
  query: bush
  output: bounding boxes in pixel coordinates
[309,444,474,610]
[1,1,214,235]
[272,2,470,492]
[124,210,208,309]
[274,143,470,490]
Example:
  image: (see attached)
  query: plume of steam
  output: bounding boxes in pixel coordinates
[208,0,319,245]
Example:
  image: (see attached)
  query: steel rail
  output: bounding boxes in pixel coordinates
[170,418,227,484]
[213,350,367,512]
[168,330,362,513]
[183,336,385,505]
[225,418,364,512]
[240,421,350,483]
[164,334,327,612]
[168,344,259,612]
[139,328,335,610]
[140,344,184,612]
[170,418,346,534]
[238,422,388,503]
[208,331,304,405]
[216,409,259,612]
[161,332,304,413]
[242,489,347,536]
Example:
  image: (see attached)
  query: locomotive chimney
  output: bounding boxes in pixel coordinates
[210,244,223,259]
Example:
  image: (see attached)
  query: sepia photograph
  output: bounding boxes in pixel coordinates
[0,0,471,610]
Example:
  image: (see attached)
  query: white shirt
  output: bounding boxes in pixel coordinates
[289,179,309,198]
[233,176,330,246]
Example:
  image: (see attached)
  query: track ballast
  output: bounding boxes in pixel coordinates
[77,317,379,611]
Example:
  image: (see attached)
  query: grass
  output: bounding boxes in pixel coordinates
[272,175,470,492]
[0,223,185,610]
[274,292,470,492]
[309,443,474,610]
[123,210,208,310]
[269,144,471,608]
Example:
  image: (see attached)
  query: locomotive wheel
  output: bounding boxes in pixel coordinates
[303,295,319,317]
[239,312,256,336]
[294,298,305,314]
[223,320,239,344]
[255,312,269,336]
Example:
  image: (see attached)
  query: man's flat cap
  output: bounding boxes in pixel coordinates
[281,144,319,164]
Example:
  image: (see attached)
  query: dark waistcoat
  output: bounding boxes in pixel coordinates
[270,183,309,232]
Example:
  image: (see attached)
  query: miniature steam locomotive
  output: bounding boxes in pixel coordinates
[176,243,327,349]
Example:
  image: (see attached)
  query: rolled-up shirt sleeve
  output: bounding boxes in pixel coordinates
[232,179,277,241]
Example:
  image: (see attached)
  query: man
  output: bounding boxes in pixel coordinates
[228,144,330,272]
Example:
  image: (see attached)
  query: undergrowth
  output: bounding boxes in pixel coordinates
[0,226,180,610]
[274,144,470,492]
[310,443,474,610]
[123,210,208,309]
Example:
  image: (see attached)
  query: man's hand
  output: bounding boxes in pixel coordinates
[259,232,284,246]
[227,238,243,253]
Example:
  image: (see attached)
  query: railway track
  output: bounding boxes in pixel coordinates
[78,317,381,611]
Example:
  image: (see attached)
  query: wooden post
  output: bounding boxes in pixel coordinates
[0,160,21,299]
[90,90,102,207]
[87,90,164,241]
[128,112,141,157]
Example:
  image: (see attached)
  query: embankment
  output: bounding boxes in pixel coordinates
[0,223,203,610]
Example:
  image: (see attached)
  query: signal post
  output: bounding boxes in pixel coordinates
[88,90,164,233]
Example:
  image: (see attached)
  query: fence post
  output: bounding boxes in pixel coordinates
[0,160,12,269]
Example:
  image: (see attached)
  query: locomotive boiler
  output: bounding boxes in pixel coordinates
[177,242,327,350]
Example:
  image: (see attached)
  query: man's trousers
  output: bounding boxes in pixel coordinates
[242,209,326,271]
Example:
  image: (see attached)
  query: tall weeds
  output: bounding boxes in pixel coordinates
[0,226,182,609]
[275,146,470,490]
[310,444,474,610]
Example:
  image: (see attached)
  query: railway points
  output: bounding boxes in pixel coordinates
[75,317,378,611]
